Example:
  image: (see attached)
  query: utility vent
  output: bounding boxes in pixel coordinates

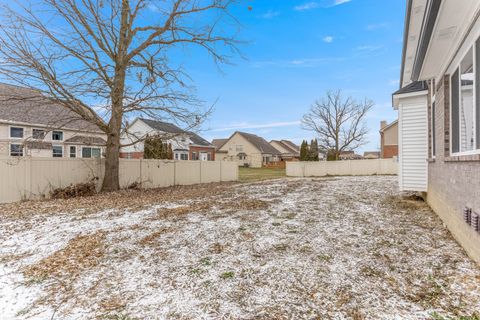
[472,212,479,232]
[463,207,472,225]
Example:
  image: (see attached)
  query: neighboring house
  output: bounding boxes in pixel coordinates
[363,151,380,159]
[269,140,300,160]
[380,120,399,159]
[338,151,363,160]
[216,131,280,167]
[120,118,215,161]
[0,83,106,158]
[395,0,480,263]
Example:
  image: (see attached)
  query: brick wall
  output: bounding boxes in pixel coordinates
[427,75,480,263]
[189,146,215,161]
[382,145,398,159]
[119,152,144,159]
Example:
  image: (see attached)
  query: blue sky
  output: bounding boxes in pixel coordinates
[188,0,406,153]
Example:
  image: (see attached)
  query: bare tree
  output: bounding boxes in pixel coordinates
[302,91,373,160]
[0,0,240,191]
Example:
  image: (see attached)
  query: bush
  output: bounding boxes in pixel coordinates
[50,181,97,199]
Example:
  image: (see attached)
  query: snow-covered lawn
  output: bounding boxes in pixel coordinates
[1,176,479,319]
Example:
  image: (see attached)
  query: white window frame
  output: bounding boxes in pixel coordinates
[52,130,64,141]
[450,44,479,156]
[69,146,76,158]
[52,145,63,158]
[10,143,24,156]
[9,126,24,139]
[81,146,101,158]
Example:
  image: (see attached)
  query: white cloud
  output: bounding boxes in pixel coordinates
[323,36,334,43]
[208,121,301,132]
[366,22,390,31]
[294,0,352,11]
[260,10,280,19]
[334,0,351,5]
[294,2,320,11]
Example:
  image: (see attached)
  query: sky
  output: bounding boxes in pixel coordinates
[186,0,406,153]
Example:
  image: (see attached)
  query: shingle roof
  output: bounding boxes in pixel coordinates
[139,118,213,147]
[392,81,428,96]
[64,135,106,145]
[237,132,280,155]
[212,139,228,150]
[0,83,103,133]
[271,140,300,154]
[281,140,300,153]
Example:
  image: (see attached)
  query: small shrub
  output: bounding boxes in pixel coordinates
[50,181,96,199]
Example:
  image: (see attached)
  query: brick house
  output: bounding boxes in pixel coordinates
[379,120,398,159]
[394,0,480,263]
[0,83,106,158]
[120,118,215,161]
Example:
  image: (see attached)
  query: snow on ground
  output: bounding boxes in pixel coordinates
[1,176,479,319]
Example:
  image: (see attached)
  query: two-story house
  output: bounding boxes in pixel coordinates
[120,118,215,160]
[0,83,106,158]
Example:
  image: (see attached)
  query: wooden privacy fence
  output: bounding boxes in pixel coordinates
[286,159,398,177]
[0,157,238,203]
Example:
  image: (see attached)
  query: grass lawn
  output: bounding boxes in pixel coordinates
[238,167,286,182]
[1,176,480,319]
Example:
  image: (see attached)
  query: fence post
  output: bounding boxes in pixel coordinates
[173,161,176,186]
[26,157,32,199]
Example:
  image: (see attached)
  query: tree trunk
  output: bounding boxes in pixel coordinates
[102,132,121,191]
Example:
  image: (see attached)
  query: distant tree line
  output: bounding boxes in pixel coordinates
[300,139,320,161]
[144,135,174,160]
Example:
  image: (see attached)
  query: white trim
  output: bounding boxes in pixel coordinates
[51,130,64,142]
[69,145,77,158]
[52,144,64,158]
[9,125,24,139]
[9,142,24,157]
[393,90,429,99]
[0,120,103,135]
[451,149,480,156]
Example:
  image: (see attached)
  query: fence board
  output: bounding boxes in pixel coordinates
[287,159,398,177]
[0,158,238,203]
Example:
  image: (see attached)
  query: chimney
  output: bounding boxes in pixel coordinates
[380,120,387,130]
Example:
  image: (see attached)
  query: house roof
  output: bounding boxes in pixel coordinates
[363,151,380,158]
[212,138,228,150]
[64,135,106,145]
[281,140,300,152]
[392,81,428,96]
[270,140,299,154]
[0,83,103,133]
[380,119,398,133]
[139,118,213,147]
[236,132,280,155]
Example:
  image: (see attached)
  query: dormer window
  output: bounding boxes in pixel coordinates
[52,131,63,141]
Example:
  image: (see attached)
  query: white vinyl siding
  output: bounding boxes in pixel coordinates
[398,99,428,192]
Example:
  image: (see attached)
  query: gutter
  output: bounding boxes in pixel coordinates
[400,0,413,88]
[412,0,442,81]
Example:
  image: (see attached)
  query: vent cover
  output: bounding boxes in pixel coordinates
[472,212,479,232]
[463,207,472,225]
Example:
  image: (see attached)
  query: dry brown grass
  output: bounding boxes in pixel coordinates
[24,231,106,280]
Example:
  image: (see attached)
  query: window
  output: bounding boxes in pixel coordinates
[450,42,480,154]
[32,129,46,140]
[52,131,63,141]
[236,145,243,152]
[180,153,188,160]
[82,147,101,158]
[238,153,246,160]
[10,127,24,138]
[52,146,63,157]
[192,152,198,160]
[207,152,211,161]
[10,144,23,156]
[69,146,76,158]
